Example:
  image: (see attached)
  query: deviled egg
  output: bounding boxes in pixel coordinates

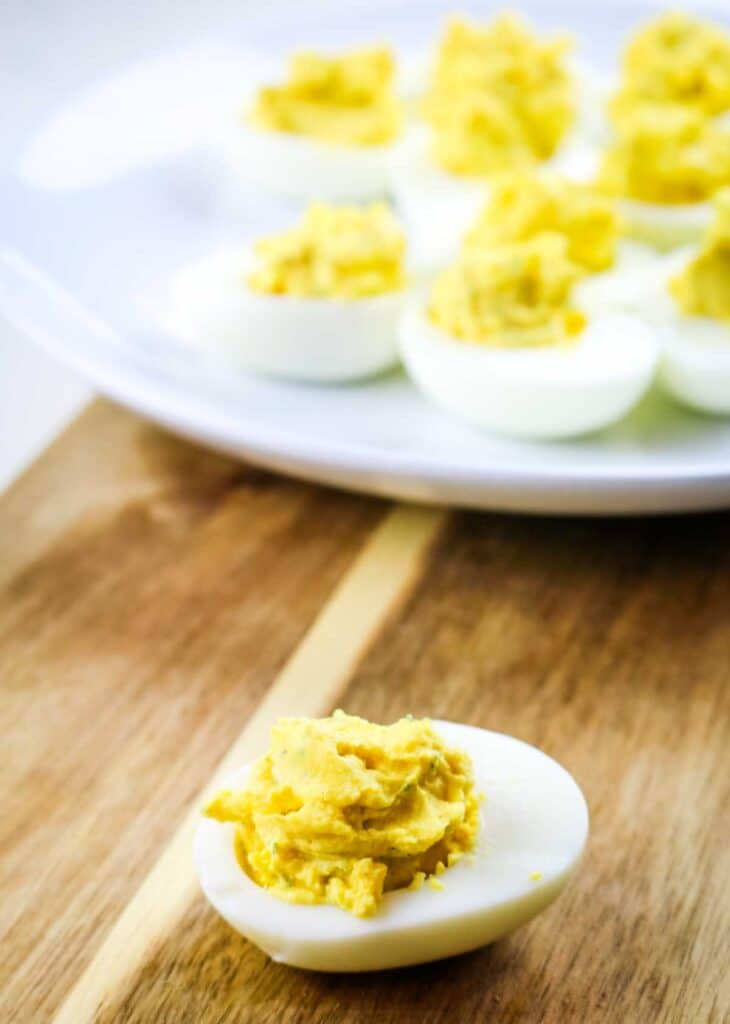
[170,203,407,382]
[195,711,588,972]
[391,13,601,272]
[609,11,730,130]
[654,190,730,415]
[598,104,730,252]
[400,235,659,439]
[228,46,404,200]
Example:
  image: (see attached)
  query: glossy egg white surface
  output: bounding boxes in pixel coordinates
[659,316,730,415]
[227,117,396,201]
[400,303,659,439]
[169,249,404,382]
[390,127,489,275]
[574,241,674,314]
[194,721,588,973]
[618,197,714,251]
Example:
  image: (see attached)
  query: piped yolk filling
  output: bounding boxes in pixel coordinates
[670,189,730,322]
[428,235,585,347]
[599,104,730,205]
[610,11,730,128]
[246,203,406,299]
[250,47,402,147]
[465,172,620,274]
[424,14,574,176]
[205,711,481,918]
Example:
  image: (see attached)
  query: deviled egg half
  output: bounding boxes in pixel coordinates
[598,104,730,252]
[229,46,404,200]
[195,711,588,972]
[609,11,730,133]
[400,234,659,440]
[390,13,602,273]
[649,190,730,415]
[595,11,730,252]
[170,203,407,382]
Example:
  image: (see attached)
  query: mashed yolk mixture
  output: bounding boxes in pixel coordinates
[424,14,574,175]
[250,46,402,146]
[205,711,481,918]
[670,190,730,322]
[610,11,730,128]
[428,235,585,346]
[599,104,730,205]
[465,173,620,273]
[427,90,536,177]
[247,204,406,299]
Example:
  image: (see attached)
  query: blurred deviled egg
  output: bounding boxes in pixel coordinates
[391,13,601,272]
[598,104,730,251]
[399,234,659,439]
[195,711,588,972]
[170,203,407,382]
[654,190,730,415]
[609,11,730,131]
[596,11,730,251]
[229,46,404,200]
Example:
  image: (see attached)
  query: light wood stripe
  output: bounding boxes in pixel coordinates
[52,502,447,1024]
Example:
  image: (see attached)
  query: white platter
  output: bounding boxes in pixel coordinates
[2,0,730,514]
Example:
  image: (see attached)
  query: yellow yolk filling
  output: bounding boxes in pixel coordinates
[670,190,730,322]
[428,235,585,347]
[246,204,406,299]
[465,173,620,273]
[610,11,730,127]
[205,711,481,918]
[424,14,574,176]
[599,104,730,205]
[249,46,402,146]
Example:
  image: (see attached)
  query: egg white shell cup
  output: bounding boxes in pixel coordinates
[618,197,713,252]
[570,58,614,147]
[659,316,730,415]
[574,241,675,315]
[390,127,489,276]
[194,722,588,973]
[169,250,404,382]
[400,304,659,439]
[227,118,396,201]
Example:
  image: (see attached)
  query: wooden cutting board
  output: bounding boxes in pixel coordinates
[1,400,728,1024]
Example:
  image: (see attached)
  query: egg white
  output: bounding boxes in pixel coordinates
[390,126,490,275]
[574,241,676,315]
[618,196,714,252]
[573,241,730,415]
[169,249,404,382]
[400,302,659,439]
[659,316,730,415]
[227,115,398,202]
[194,721,588,973]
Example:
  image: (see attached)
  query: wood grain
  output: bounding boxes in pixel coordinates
[2,401,729,1023]
[0,401,385,1022]
[53,503,445,1024]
